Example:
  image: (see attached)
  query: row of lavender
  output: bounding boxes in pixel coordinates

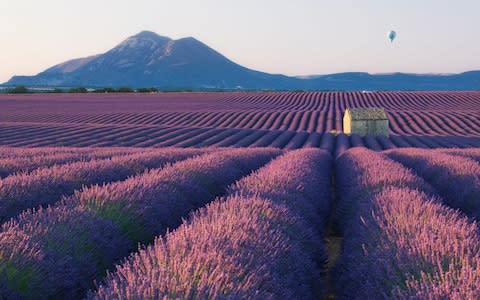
[1,92,478,114]
[1,102,480,137]
[4,109,477,136]
[0,147,170,178]
[0,148,280,298]
[90,149,333,299]
[219,91,480,112]
[0,147,145,159]
[386,148,480,221]
[332,133,480,157]
[334,148,480,298]
[0,149,209,222]
[1,122,480,152]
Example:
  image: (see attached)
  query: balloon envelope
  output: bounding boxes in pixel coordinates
[388,30,397,42]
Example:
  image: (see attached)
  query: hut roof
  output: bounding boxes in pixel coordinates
[346,108,388,120]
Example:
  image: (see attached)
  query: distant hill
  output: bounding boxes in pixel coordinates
[4,31,480,90]
[300,71,480,91]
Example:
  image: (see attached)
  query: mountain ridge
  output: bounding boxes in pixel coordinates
[4,31,480,90]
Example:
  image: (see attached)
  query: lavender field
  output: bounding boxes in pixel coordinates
[0,92,479,299]
[0,92,479,154]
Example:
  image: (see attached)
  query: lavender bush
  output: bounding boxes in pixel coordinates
[91,196,321,300]
[229,148,332,232]
[74,148,280,242]
[0,148,149,178]
[335,133,350,158]
[91,148,332,299]
[0,149,279,299]
[387,148,480,220]
[319,132,335,153]
[335,148,480,299]
[0,149,203,224]
[336,187,480,299]
[334,147,435,233]
[440,148,480,163]
[0,203,131,299]
[0,153,85,178]
[0,146,143,159]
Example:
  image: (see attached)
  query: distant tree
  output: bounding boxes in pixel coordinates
[136,87,158,93]
[93,88,115,93]
[68,87,87,93]
[52,88,64,93]
[117,87,134,93]
[7,86,31,94]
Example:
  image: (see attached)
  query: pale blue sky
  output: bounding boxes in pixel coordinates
[1,0,479,82]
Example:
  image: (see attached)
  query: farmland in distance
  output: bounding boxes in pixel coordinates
[0,91,479,155]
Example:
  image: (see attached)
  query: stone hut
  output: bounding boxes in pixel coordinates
[343,108,389,136]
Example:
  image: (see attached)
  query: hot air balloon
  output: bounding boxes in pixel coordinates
[388,30,397,42]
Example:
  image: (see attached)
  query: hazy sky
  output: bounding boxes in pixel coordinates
[1,0,479,82]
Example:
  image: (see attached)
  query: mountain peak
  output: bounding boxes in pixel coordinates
[114,31,172,53]
[133,30,170,40]
[124,31,171,43]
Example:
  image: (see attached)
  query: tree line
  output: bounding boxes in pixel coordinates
[3,86,160,94]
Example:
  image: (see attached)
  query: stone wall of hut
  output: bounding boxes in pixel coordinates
[343,117,389,136]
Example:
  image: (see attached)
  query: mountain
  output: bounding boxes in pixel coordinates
[301,72,480,90]
[4,31,480,90]
[6,31,301,89]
